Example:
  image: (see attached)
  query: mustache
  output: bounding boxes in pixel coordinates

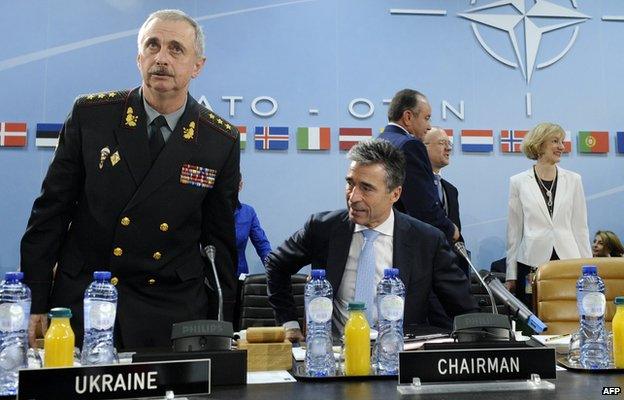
[148,66,173,77]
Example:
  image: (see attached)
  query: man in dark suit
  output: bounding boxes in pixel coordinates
[20,10,239,349]
[378,89,459,245]
[266,140,477,342]
[423,127,470,278]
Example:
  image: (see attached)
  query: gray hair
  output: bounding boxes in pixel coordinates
[137,9,205,58]
[347,139,405,191]
[387,88,427,122]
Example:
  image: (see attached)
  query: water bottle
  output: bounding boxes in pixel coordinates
[0,272,31,395]
[577,265,609,369]
[304,269,335,376]
[81,271,118,365]
[374,268,405,375]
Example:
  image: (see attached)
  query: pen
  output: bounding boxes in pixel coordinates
[544,333,571,342]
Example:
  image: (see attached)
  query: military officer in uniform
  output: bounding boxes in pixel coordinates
[20,9,240,349]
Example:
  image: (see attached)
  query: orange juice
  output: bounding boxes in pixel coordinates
[44,307,75,367]
[344,302,370,375]
[613,297,624,368]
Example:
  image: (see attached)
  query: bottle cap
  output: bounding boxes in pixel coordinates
[383,268,399,278]
[4,271,24,281]
[93,271,112,280]
[581,265,597,275]
[348,302,366,310]
[48,307,72,319]
[310,269,326,279]
[615,296,624,305]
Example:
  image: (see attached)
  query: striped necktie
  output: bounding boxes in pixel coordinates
[353,229,380,324]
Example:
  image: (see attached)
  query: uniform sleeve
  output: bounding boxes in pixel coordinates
[266,215,315,324]
[506,177,523,281]
[571,174,592,258]
[248,207,272,263]
[400,140,455,243]
[200,131,240,322]
[20,103,85,313]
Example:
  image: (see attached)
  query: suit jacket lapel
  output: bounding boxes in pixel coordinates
[326,213,354,293]
[124,94,200,211]
[392,213,414,288]
[552,168,566,220]
[114,88,151,186]
[526,169,552,223]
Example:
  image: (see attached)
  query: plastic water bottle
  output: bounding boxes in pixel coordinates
[304,269,335,376]
[81,271,118,365]
[0,272,31,395]
[374,268,405,375]
[577,265,609,369]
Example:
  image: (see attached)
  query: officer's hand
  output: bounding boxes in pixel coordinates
[285,328,305,343]
[28,314,48,348]
[452,224,460,242]
[505,280,517,294]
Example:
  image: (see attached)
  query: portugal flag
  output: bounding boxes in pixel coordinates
[578,131,609,153]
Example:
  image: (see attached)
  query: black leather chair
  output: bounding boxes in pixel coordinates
[237,273,307,330]
[470,270,510,315]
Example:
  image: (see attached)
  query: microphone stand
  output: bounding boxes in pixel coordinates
[205,245,223,322]
[454,242,498,314]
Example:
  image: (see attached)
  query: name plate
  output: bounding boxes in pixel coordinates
[399,347,556,384]
[18,359,210,400]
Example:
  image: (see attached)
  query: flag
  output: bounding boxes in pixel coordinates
[578,131,609,153]
[460,130,493,152]
[36,123,62,148]
[617,132,624,154]
[236,126,247,150]
[0,122,27,147]
[500,130,527,153]
[254,126,289,150]
[563,130,572,153]
[444,129,453,145]
[339,127,372,151]
[297,127,330,150]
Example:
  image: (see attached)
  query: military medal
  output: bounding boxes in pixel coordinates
[180,164,216,188]
[110,151,121,166]
[99,147,111,169]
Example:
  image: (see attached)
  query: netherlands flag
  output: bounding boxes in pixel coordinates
[461,130,493,152]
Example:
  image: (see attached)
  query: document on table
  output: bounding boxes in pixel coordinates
[247,370,297,384]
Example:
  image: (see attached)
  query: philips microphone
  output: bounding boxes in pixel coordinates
[484,274,547,334]
[453,242,498,314]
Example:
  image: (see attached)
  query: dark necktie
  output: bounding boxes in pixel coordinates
[149,115,167,163]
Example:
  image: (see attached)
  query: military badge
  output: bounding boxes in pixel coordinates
[99,147,111,169]
[180,164,216,188]
[110,151,121,166]
[125,107,138,128]
[183,121,195,140]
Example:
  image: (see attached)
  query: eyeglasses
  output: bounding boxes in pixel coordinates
[425,140,453,149]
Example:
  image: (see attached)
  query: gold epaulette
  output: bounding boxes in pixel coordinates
[198,107,238,141]
[76,90,129,106]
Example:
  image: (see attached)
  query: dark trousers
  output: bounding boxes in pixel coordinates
[516,249,559,311]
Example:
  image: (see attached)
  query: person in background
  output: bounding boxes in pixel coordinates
[506,122,591,308]
[235,174,271,276]
[592,230,624,257]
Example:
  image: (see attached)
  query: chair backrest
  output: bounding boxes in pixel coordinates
[533,257,624,335]
[238,273,307,330]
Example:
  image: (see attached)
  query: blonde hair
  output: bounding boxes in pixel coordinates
[522,122,565,160]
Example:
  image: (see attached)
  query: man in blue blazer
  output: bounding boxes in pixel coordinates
[266,140,477,342]
[378,89,459,245]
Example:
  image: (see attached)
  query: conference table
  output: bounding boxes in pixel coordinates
[205,369,623,400]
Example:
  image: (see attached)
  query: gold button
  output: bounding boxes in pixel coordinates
[113,247,123,256]
[148,278,156,285]
[111,277,119,286]
[159,223,169,232]
[152,251,162,260]
[121,217,130,226]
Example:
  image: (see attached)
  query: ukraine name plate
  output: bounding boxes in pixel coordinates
[17,359,210,400]
[399,347,556,384]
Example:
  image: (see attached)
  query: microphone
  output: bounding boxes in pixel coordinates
[453,242,498,314]
[204,244,223,322]
[484,274,547,334]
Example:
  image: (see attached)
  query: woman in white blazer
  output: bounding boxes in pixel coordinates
[505,122,591,307]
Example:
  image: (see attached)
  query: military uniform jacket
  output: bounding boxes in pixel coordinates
[20,88,240,348]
